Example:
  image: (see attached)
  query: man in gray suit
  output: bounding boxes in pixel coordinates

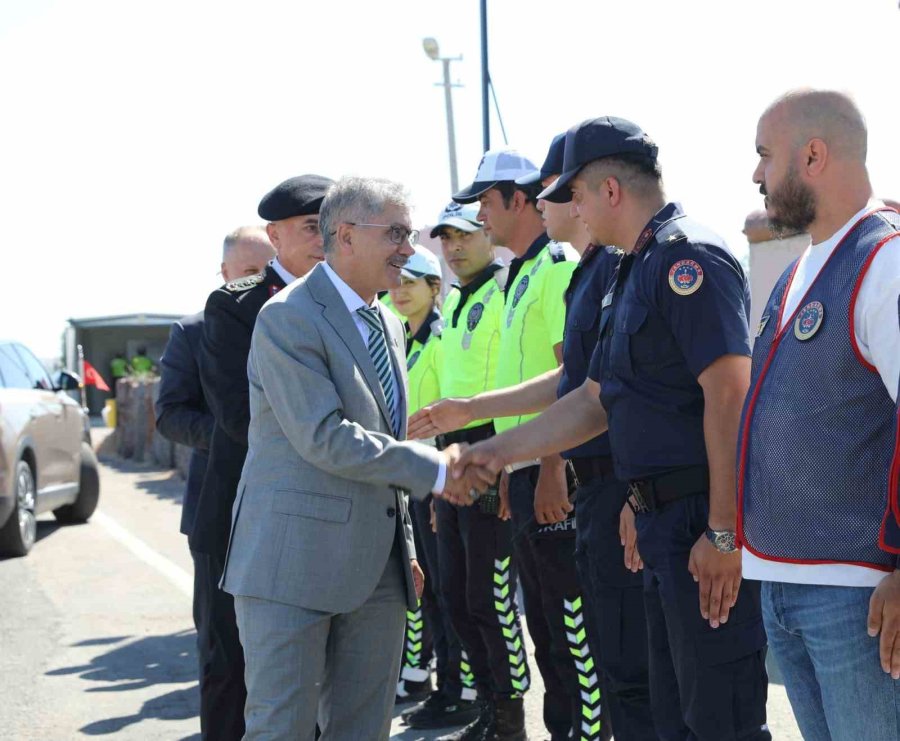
[221,176,488,740]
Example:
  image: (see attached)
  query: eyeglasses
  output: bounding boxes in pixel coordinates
[345,222,419,246]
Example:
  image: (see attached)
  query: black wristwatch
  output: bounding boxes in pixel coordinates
[705,527,737,554]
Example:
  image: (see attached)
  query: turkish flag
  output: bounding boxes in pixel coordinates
[83,360,111,392]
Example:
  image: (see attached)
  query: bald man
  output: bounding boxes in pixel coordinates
[743,89,900,739]
[220,226,275,280]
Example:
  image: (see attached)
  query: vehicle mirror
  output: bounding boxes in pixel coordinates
[56,370,83,392]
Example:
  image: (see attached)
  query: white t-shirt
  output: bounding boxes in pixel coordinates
[743,201,900,587]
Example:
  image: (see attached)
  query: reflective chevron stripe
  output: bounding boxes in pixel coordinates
[493,556,529,695]
[400,607,429,682]
[459,650,477,700]
[564,596,603,740]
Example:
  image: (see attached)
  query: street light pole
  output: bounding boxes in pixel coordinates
[480,0,490,152]
[423,37,462,195]
[440,58,459,193]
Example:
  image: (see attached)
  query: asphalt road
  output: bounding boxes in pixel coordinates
[0,431,802,740]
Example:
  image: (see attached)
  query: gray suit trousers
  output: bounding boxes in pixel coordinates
[234,542,407,740]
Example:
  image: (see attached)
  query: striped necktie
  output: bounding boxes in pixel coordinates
[357,306,400,436]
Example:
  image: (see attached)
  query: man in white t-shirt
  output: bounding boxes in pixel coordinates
[742,88,900,740]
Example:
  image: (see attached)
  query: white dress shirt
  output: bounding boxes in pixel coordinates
[321,262,446,494]
[269,257,297,285]
[743,200,900,587]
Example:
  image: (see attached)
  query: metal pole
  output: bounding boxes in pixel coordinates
[480,0,490,152]
[442,58,459,193]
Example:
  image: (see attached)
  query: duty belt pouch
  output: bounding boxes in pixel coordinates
[477,478,501,515]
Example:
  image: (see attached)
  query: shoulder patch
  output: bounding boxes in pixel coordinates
[512,275,529,307]
[225,273,265,292]
[668,259,704,296]
[547,241,567,263]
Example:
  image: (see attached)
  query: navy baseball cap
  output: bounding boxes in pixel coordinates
[538,117,658,203]
[516,133,567,186]
[453,149,539,203]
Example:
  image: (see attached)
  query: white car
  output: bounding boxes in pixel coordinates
[0,341,99,557]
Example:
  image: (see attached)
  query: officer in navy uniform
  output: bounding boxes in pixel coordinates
[191,174,333,741]
[529,134,655,740]
[457,118,770,740]
[156,312,213,544]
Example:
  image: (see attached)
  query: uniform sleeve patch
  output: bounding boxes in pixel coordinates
[668,259,704,296]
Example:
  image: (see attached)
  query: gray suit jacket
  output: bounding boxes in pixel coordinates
[220,264,442,613]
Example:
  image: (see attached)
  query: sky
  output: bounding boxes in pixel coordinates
[2,0,899,359]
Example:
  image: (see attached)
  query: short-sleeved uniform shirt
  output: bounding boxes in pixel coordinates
[406,309,443,416]
[558,244,621,459]
[587,202,751,481]
[494,234,578,434]
[440,262,506,430]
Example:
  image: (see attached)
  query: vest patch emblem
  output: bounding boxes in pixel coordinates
[407,350,421,370]
[511,275,529,308]
[466,303,484,332]
[668,260,704,296]
[794,301,824,340]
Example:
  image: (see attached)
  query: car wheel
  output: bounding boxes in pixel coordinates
[53,443,100,524]
[0,460,37,557]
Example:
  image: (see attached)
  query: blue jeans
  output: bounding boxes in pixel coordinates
[762,581,900,741]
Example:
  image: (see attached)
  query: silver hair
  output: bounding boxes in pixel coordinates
[320,177,410,254]
[222,225,270,260]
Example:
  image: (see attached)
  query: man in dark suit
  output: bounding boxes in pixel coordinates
[190,175,334,740]
[155,231,273,740]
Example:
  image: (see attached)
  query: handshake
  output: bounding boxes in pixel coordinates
[434,441,507,507]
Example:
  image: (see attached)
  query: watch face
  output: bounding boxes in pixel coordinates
[708,528,736,552]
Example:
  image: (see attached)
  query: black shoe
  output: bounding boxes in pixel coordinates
[396,675,434,705]
[435,699,494,741]
[489,697,526,741]
[402,690,443,723]
[405,693,482,730]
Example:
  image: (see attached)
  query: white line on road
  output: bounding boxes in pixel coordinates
[92,510,193,599]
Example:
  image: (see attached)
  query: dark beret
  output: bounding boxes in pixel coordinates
[257,174,335,221]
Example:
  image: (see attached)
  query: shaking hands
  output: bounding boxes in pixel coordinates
[432,439,510,509]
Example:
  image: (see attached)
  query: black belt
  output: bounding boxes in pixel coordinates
[436,422,494,450]
[627,465,709,514]
[570,455,615,486]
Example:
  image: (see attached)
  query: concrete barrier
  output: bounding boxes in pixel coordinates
[111,376,190,479]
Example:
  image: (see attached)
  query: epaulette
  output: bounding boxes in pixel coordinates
[547,241,567,263]
[492,265,510,290]
[429,317,445,338]
[655,221,687,249]
[224,272,265,292]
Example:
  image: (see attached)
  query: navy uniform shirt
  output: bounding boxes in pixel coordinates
[192,264,287,558]
[588,202,751,481]
[558,244,621,459]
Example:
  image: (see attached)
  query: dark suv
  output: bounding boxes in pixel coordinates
[0,341,100,557]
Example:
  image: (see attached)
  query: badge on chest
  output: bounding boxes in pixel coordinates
[793,301,824,340]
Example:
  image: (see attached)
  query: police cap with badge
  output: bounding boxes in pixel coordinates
[258,174,334,221]
[429,201,483,238]
[451,148,540,204]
